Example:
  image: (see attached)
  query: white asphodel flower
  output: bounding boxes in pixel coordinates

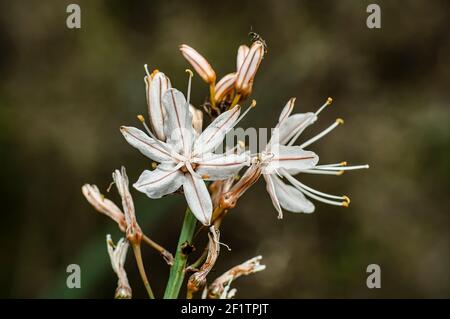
[120,73,252,226]
[261,97,369,218]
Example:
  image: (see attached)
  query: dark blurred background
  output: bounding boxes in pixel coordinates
[0,0,449,298]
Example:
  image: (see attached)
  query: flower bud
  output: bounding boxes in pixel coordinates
[189,104,203,134]
[145,70,171,141]
[180,44,216,84]
[235,41,264,96]
[236,45,249,71]
[214,73,237,102]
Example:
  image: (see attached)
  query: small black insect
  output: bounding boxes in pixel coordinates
[248,30,267,54]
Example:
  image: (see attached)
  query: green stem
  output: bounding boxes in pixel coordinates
[163,207,197,299]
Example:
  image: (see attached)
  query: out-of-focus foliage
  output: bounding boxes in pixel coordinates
[0,0,449,298]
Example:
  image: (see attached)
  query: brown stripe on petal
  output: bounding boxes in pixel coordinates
[275,156,316,161]
[188,173,209,224]
[170,90,186,150]
[122,128,172,159]
[138,168,180,187]
[204,106,240,145]
[215,73,236,102]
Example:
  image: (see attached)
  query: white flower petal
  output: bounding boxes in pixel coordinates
[145,71,171,141]
[165,125,196,157]
[183,173,212,226]
[278,98,296,125]
[271,113,317,146]
[194,152,250,180]
[194,106,241,155]
[133,163,184,199]
[120,126,176,162]
[163,88,194,155]
[264,145,319,175]
[263,175,282,218]
[271,175,315,213]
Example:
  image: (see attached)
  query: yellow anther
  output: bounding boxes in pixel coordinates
[151,162,158,170]
[337,170,345,176]
[185,69,194,77]
[342,195,351,205]
[342,201,349,208]
[137,114,145,123]
[250,99,257,108]
[326,97,333,105]
[238,140,246,149]
[336,118,344,125]
[201,174,210,179]
[151,69,159,77]
[340,161,348,166]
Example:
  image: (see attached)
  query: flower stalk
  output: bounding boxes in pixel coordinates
[163,207,198,299]
[130,239,155,299]
[142,234,174,266]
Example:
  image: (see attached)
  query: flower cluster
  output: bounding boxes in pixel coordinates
[82,37,368,299]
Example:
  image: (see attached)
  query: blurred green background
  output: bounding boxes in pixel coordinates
[0,0,449,298]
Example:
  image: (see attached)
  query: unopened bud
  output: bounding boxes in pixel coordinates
[189,104,204,134]
[214,73,237,102]
[180,44,216,84]
[235,41,264,96]
[236,45,250,71]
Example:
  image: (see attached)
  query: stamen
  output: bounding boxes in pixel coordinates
[342,195,351,205]
[225,141,245,155]
[314,164,369,171]
[315,161,347,168]
[185,69,194,107]
[137,114,153,136]
[297,169,344,175]
[233,99,256,127]
[299,118,343,149]
[136,115,185,162]
[282,170,347,201]
[223,140,247,156]
[315,97,333,116]
[210,226,232,251]
[300,186,348,206]
[286,118,315,146]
